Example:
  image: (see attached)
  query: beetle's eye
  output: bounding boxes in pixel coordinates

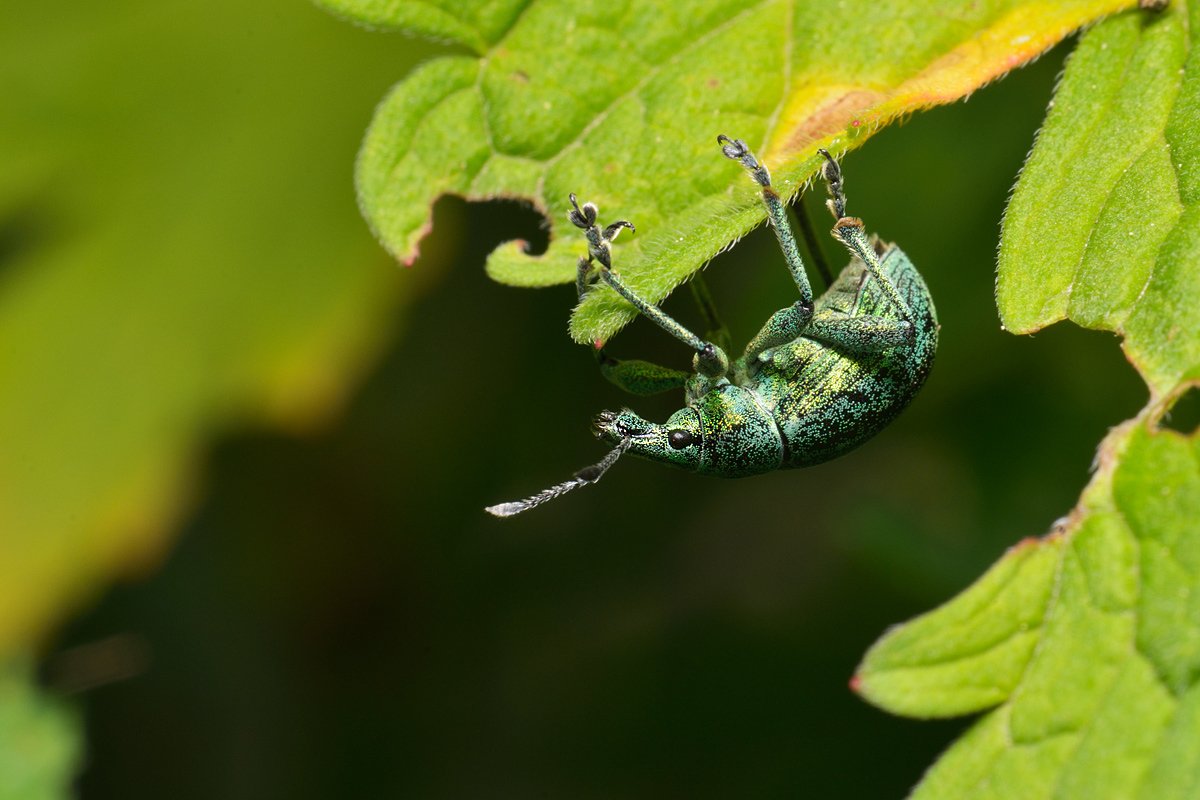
[668,429,695,449]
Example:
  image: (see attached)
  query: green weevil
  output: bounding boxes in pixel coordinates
[486,136,938,517]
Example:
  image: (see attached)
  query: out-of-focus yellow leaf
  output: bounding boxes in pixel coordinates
[323,0,1143,343]
[0,2,441,656]
[0,665,80,800]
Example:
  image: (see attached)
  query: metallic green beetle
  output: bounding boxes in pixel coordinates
[487,137,938,517]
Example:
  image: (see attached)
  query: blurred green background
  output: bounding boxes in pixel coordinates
[4,1,1149,797]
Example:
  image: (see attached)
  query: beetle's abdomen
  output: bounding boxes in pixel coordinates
[753,245,938,468]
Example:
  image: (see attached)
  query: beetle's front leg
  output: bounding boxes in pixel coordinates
[576,231,705,398]
[597,268,730,381]
[588,258,732,355]
[576,240,702,396]
[570,194,730,383]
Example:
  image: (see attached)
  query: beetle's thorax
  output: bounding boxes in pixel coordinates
[691,384,783,476]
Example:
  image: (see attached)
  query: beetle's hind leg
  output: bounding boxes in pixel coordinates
[818,150,915,327]
[805,311,914,355]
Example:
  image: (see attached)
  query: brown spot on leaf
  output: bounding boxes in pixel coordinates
[1009,536,1041,554]
[781,89,885,152]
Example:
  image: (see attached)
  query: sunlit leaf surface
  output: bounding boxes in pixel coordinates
[327,0,1140,343]
[998,0,1199,398]
[861,2,1200,796]
[858,419,1200,799]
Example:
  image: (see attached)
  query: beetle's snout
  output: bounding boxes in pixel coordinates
[592,410,618,440]
[593,409,654,443]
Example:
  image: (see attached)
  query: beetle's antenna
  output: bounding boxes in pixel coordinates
[485,436,634,517]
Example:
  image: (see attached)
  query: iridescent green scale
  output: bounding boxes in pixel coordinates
[753,244,937,469]
[487,139,938,517]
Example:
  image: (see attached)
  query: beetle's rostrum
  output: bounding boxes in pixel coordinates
[486,137,938,517]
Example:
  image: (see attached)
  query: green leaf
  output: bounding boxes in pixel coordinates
[0,665,81,800]
[0,3,439,656]
[330,0,1142,343]
[858,419,1200,799]
[862,3,1200,796]
[998,0,1199,398]
[317,0,528,52]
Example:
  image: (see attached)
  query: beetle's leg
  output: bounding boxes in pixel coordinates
[718,135,817,362]
[576,255,594,302]
[792,198,835,288]
[569,194,730,380]
[597,268,729,379]
[596,353,691,396]
[819,147,848,220]
[579,249,697,395]
[718,135,815,310]
[818,150,914,324]
[743,304,811,363]
[804,309,914,355]
[688,273,732,354]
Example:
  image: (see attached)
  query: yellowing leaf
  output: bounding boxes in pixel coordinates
[0,2,439,657]
[862,2,1200,795]
[330,0,1141,343]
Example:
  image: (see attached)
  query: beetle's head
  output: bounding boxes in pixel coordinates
[594,387,782,477]
[593,407,704,470]
[485,389,783,517]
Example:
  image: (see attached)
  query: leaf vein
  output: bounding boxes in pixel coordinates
[536,0,776,202]
[1059,29,1152,313]
[487,0,537,49]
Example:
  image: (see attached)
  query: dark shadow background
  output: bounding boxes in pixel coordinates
[46,14,1148,800]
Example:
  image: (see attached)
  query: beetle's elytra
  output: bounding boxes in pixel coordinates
[487,137,938,517]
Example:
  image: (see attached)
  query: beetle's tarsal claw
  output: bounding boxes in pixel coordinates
[718,134,770,186]
[717,134,747,161]
[603,220,634,242]
[568,193,598,229]
[818,148,847,219]
[818,148,839,181]
[717,135,750,164]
